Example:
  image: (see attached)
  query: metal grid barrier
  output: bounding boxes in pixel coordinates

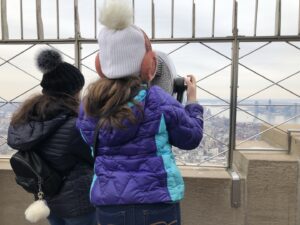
[0,0,300,169]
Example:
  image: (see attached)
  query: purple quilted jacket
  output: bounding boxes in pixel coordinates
[77,86,203,206]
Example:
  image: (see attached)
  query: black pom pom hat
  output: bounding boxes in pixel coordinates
[36,49,85,96]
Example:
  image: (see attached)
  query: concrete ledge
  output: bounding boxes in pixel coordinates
[181,168,244,225]
[260,124,300,149]
[179,166,230,179]
[2,146,300,225]
[0,158,11,170]
[234,150,299,225]
[0,166,241,225]
[179,167,243,225]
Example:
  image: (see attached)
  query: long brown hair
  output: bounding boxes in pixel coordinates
[11,93,80,125]
[84,76,144,129]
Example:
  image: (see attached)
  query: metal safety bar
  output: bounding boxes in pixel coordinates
[228,0,239,169]
[1,0,9,40]
[1,0,300,41]
[36,0,44,40]
[254,0,258,36]
[151,0,155,39]
[275,0,281,36]
[20,0,24,39]
[56,0,60,39]
[192,0,196,38]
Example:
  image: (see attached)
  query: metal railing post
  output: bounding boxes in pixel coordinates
[192,0,196,38]
[132,0,135,24]
[228,0,241,208]
[275,0,281,36]
[20,0,24,39]
[1,0,9,40]
[171,0,174,38]
[298,0,300,35]
[74,0,81,70]
[36,0,44,40]
[212,0,216,37]
[56,0,60,39]
[151,0,155,39]
[254,0,258,36]
[94,0,97,39]
[228,0,239,170]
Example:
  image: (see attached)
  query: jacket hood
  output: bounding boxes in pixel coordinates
[7,114,69,151]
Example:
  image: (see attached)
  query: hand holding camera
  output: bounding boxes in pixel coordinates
[185,75,197,102]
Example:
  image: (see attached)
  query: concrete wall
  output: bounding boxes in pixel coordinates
[234,151,299,225]
[0,132,300,225]
[0,169,48,225]
[0,166,243,225]
[180,167,244,225]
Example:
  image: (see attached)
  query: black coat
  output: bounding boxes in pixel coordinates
[7,113,95,218]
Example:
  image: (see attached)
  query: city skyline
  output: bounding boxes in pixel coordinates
[1,99,299,167]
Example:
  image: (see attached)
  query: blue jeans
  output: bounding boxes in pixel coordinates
[48,211,97,225]
[96,203,181,225]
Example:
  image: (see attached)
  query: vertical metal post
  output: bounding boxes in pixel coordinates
[212,0,216,37]
[171,0,174,38]
[298,0,300,35]
[1,0,9,40]
[20,0,24,39]
[254,0,258,36]
[192,0,196,38]
[94,0,97,38]
[36,0,44,40]
[151,0,155,39]
[228,0,241,209]
[74,0,81,70]
[228,0,239,169]
[132,0,135,24]
[56,0,60,39]
[275,0,281,36]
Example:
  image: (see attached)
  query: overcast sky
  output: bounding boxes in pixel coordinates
[0,0,300,102]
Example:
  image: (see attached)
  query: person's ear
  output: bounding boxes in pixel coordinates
[140,51,156,82]
[95,53,105,78]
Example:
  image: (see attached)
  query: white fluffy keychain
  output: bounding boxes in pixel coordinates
[25,192,50,223]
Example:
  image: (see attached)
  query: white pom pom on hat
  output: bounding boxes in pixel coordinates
[98,0,147,79]
[100,0,133,30]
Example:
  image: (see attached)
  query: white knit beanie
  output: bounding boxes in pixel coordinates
[98,0,146,79]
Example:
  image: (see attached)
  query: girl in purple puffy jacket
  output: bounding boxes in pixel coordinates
[77,1,203,224]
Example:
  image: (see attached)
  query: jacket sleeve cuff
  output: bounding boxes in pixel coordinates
[186,100,199,105]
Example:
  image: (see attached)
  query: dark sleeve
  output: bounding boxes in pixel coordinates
[69,121,94,167]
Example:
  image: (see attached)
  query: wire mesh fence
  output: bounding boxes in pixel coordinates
[0,0,299,168]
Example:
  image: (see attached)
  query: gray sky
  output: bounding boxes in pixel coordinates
[0,0,300,101]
